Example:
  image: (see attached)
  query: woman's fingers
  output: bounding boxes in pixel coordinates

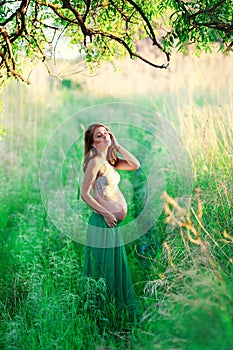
[104,214,117,227]
[108,132,118,147]
[108,220,116,228]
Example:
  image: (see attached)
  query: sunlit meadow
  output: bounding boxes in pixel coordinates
[0,50,232,349]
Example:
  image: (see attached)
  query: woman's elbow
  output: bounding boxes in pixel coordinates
[81,192,88,202]
[133,161,140,170]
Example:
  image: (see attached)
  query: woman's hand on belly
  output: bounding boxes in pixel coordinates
[103,212,118,228]
[96,200,127,224]
[103,209,126,227]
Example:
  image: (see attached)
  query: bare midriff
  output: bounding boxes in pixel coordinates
[92,162,127,221]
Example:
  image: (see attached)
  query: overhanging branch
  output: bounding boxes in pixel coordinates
[187,0,227,19]
[37,0,78,24]
[1,0,232,84]
[94,31,169,69]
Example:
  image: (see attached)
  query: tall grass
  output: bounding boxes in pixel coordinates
[1,54,233,349]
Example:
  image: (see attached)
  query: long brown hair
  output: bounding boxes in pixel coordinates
[83,123,119,172]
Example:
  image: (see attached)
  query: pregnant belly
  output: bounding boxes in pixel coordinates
[94,191,127,221]
[113,206,127,221]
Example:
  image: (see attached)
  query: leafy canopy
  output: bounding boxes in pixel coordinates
[0,0,232,83]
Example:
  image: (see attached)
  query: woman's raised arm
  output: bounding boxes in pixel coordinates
[109,132,140,171]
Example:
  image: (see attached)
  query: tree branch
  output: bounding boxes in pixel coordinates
[25,31,47,61]
[126,0,157,44]
[0,50,30,84]
[126,0,170,61]
[94,31,169,69]
[83,0,91,22]
[62,0,90,34]
[193,21,233,33]
[1,10,18,26]
[226,39,233,50]
[187,0,227,19]
[109,0,131,23]
[1,0,231,84]
[0,27,16,70]
[37,0,78,24]
[9,0,30,42]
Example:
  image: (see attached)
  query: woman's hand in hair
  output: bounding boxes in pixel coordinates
[108,131,120,150]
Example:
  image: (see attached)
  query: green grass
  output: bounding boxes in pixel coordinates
[0,75,233,349]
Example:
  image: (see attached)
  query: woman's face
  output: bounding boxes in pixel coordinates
[92,126,111,148]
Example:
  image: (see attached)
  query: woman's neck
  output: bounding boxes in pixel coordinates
[96,148,108,160]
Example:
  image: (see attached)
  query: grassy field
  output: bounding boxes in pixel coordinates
[0,52,233,349]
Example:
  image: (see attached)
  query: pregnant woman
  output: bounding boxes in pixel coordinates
[81,123,140,321]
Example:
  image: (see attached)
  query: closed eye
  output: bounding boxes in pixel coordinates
[96,132,109,138]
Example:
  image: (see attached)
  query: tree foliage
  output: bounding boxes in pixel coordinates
[0,0,232,83]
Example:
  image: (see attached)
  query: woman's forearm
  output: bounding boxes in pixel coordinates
[116,144,140,169]
[81,193,111,216]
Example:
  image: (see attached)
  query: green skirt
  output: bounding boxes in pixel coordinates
[84,212,139,318]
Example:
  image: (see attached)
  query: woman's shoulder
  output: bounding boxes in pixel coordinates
[85,157,108,172]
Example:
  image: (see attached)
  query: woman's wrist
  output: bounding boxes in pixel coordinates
[115,144,121,151]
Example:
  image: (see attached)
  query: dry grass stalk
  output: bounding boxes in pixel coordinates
[163,242,176,271]
[223,230,233,244]
[162,190,222,280]
[222,230,233,263]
